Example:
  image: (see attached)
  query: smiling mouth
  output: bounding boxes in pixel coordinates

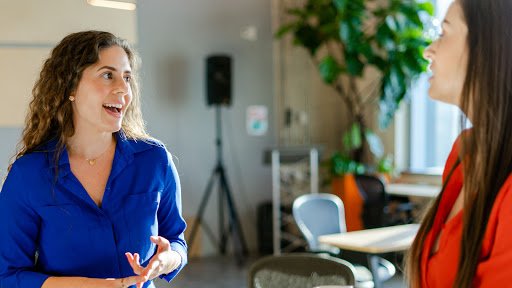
[103,103,123,116]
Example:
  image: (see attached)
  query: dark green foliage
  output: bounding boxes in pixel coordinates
[276,0,433,176]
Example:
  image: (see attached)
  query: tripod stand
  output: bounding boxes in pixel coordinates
[187,106,248,263]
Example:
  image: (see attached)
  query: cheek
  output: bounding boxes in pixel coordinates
[125,92,133,108]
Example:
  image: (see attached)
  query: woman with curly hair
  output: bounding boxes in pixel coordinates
[0,31,187,288]
[406,0,512,287]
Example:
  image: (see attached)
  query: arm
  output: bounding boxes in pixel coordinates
[474,178,512,287]
[0,164,50,288]
[156,150,188,281]
[124,150,187,287]
[41,276,145,288]
[0,164,145,288]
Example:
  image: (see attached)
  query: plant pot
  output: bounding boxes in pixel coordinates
[331,174,365,231]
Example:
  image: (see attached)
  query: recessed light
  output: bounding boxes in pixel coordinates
[87,0,136,11]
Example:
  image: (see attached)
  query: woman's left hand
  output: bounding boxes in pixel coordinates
[125,236,182,288]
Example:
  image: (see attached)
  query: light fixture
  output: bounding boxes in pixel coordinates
[87,0,136,11]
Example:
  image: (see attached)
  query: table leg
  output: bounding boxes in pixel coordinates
[367,254,383,288]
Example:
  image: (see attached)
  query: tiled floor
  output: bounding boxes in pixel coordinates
[158,255,406,288]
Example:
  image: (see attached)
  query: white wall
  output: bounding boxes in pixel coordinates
[137,0,275,255]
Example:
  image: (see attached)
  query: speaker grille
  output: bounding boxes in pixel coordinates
[206,55,232,106]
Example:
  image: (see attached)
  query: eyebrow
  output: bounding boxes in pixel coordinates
[96,65,131,73]
[443,19,451,25]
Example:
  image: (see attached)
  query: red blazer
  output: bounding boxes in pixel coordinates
[420,134,512,287]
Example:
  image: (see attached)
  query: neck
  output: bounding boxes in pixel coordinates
[67,130,115,160]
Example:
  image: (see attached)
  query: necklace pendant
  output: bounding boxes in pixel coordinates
[88,159,96,166]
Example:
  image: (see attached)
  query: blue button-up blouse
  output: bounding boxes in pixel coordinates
[0,132,187,288]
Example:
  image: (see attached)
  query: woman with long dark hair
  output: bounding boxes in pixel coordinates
[0,31,187,288]
[406,0,512,287]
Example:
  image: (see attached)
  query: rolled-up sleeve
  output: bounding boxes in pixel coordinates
[157,151,187,282]
[0,164,49,288]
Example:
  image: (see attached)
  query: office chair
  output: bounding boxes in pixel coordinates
[354,175,414,228]
[292,193,396,288]
[248,253,356,288]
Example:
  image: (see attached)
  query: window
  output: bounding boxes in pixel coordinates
[408,0,462,173]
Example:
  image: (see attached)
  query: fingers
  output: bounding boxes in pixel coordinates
[150,236,170,250]
[125,252,144,275]
[124,236,173,285]
[141,259,160,281]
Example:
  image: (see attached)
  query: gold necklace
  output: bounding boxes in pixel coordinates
[84,142,113,166]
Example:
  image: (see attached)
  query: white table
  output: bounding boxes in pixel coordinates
[386,183,441,198]
[318,224,420,288]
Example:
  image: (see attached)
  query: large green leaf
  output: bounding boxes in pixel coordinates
[339,21,351,43]
[370,55,388,71]
[399,5,423,28]
[345,53,364,76]
[365,129,384,158]
[275,23,297,38]
[343,123,362,152]
[418,1,434,15]
[377,154,394,173]
[379,74,406,128]
[376,22,395,49]
[319,56,342,84]
[333,0,347,13]
[294,25,323,56]
[360,43,375,63]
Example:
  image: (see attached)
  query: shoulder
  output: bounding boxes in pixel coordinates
[495,174,512,214]
[124,137,175,165]
[1,152,50,204]
[483,174,512,243]
[9,150,49,174]
[477,173,512,264]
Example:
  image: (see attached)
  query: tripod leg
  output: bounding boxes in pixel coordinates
[218,166,226,254]
[188,170,218,252]
[218,168,249,262]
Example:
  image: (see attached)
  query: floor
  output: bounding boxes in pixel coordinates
[157,255,406,288]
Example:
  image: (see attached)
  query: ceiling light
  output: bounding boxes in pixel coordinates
[87,0,136,11]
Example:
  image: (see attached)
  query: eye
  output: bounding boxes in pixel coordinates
[102,72,113,80]
[124,75,132,83]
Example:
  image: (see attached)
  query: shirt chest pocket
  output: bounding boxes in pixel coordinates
[123,191,161,260]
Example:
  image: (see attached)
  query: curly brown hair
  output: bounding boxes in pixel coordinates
[11,30,149,169]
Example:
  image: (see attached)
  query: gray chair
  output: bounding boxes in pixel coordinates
[292,193,396,288]
[248,253,356,288]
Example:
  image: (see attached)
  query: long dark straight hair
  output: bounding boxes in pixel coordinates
[406,0,512,287]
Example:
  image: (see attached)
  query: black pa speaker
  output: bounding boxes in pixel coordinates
[206,55,232,106]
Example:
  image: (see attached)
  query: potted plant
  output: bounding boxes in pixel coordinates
[276,0,433,230]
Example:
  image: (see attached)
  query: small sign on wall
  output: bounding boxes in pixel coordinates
[246,105,268,136]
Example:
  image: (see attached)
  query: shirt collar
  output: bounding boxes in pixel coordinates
[44,130,154,179]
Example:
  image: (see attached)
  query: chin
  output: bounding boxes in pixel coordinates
[104,123,123,134]
[429,92,459,107]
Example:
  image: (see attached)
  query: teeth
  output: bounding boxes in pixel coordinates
[103,103,122,109]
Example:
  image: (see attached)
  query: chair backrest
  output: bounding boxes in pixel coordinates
[354,174,387,229]
[292,193,346,251]
[248,253,356,288]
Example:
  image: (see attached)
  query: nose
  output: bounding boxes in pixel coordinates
[423,43,434,61]
[114,78,129,95]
